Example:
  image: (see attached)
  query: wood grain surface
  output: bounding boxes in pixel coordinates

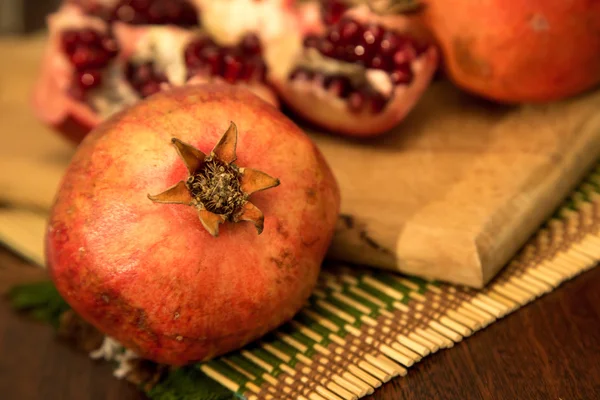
[1,247,599,400]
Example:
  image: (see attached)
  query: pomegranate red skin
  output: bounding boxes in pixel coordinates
[45,84,340,366]
[418,0,600,103]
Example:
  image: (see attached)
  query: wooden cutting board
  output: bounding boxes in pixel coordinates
[1,33,599,288]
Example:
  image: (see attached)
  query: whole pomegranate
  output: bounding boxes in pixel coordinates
[32,0,297,144]
[45,84,340,365]
[418,0,600,103]
[268,1,439,137]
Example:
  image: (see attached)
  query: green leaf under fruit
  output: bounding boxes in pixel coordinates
[7,280,71,328]
[146,367,238,400]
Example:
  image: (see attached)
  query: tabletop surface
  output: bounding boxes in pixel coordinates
[1,247,599,400]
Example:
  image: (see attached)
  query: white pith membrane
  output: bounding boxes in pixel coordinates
[87,62,141,119]
[89,336,140,379]
[194,0,296,46]
[268,4,439,136]
[125,26,195,87]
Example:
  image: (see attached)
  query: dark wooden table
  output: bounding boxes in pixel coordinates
[1,246,599,400]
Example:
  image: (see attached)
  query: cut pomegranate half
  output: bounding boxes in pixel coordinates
[31,5,142,143]
[269,4,439,137]
[32,2,284,144]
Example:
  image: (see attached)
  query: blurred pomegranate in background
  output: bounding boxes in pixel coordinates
[417,0,600,103]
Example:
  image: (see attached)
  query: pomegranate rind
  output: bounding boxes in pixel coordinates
[418,0,600,103]
[45,84,340,366]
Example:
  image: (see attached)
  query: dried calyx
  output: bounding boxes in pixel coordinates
[148,122,280,236]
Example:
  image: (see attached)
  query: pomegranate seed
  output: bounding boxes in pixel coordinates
[125,61,168,98]
[78,70,102,89]
[318,39,335,57]
[360,24,384,63]
[147,4,164,24]
[369,56,386,69]
[184,38,211,68]
[239,58,267,82]
[380,31,399,57]
[393,42,417,66]
[71,48,92,70]
[136,64,154,82]
[164,3,182,19]
[125,62,136,80]
[322,0,347,25]
[184,50,202,68]
[62,28,119,72]
[353,45,366,62]
[324,75,351,98]
[241,34,262,55]
[347,91,366,113]
[61,30,79,54]
[102,37,119,56]
[303,35,319,49]
[141,81,162,97]
[239,62,254,82]
[370,92,388,113]
[342,44,358,62]
[88,50,110,68]
[223,54,242,83]
[201,48,222,75]
[390,66,413,84]
[339,19,361,44]
[326,29,341,45]
[80,29,100,44]
[118,4,135,21]
[362,24,384,48]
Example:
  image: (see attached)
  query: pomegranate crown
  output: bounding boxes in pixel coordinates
[148,122,280,237]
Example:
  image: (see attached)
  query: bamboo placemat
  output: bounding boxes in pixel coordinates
[5,160,600,400]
